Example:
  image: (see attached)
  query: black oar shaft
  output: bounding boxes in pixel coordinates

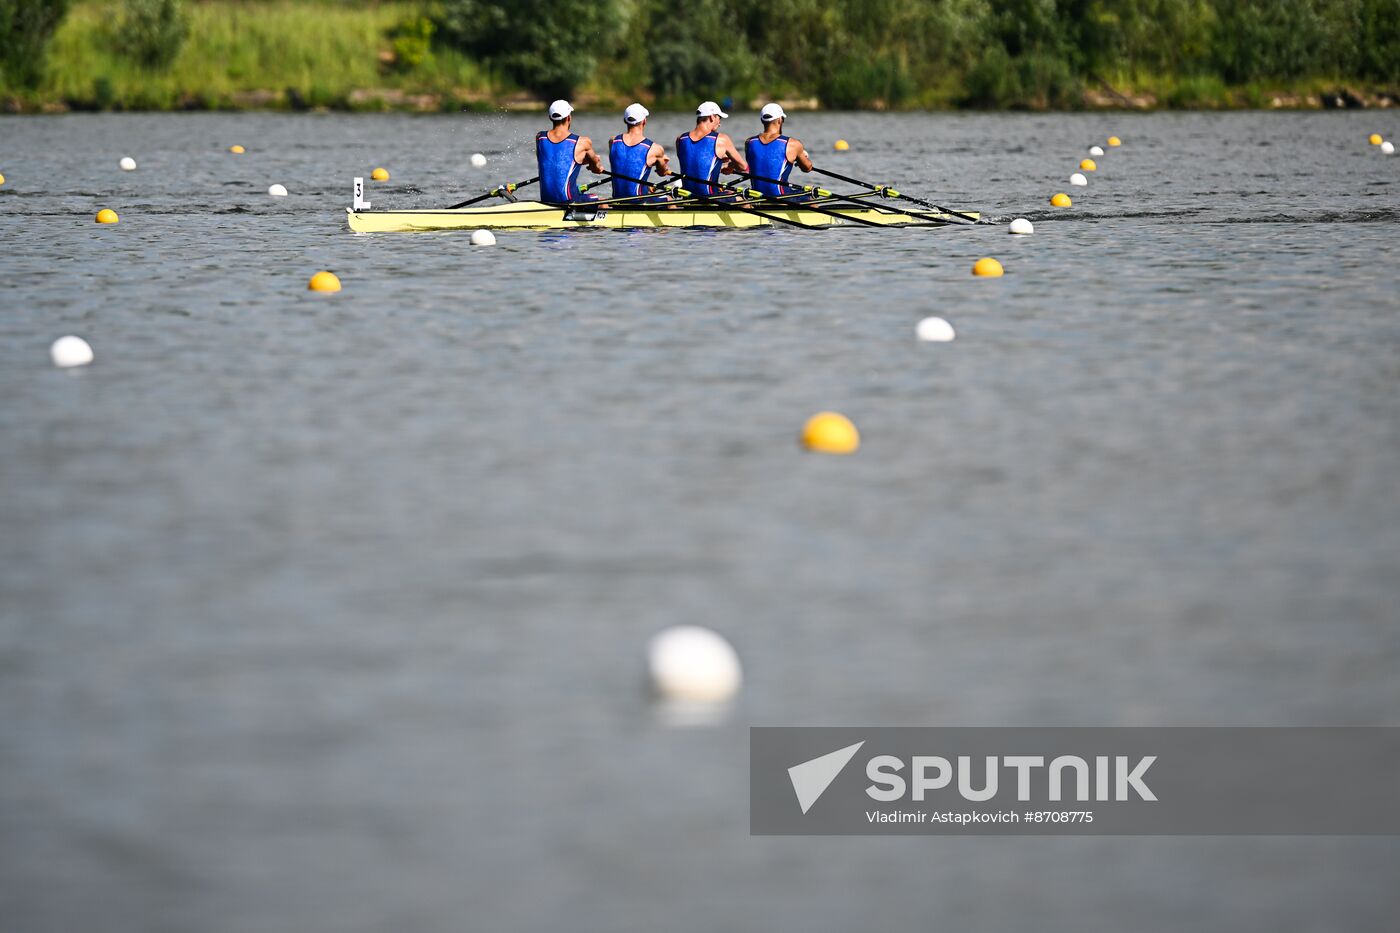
[589,169,816,229]
[660,170,896,229]
[812,167,978,224]
[447,176,539,210]
[738,170,946,221]
[584,170,676,204]
[662,171,835,228]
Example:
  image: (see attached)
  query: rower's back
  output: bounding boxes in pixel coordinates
[537,125,582,205]
[746,131,794,197]
[610,126,655,200]
[745,103,810,201]
[676,128,722,196]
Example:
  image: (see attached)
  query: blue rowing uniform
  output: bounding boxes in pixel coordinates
[676,130,735,202]
[536,131,597,205]
[609,135,663,202]
[745,134,810,202]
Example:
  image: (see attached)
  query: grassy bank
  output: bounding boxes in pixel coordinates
[6,0,498,111]
[2,0,1397,113]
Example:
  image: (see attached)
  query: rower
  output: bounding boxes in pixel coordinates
[609,103,671,202]
[675,100,748,202]
[744,103,815,202]
[536,99,604,205]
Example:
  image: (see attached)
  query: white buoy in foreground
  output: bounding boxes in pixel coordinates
[1089,145,1105,156]
[648,626,741,704]
[916,316,956,342]
[470,153,487,168]
[268,183,288,197]
[1008,217,1034,235]
[1383,141,1396,155]
[470,229,496,246]
[1070,172,1088,186]
[50,335,93,368]
[119,156,137,171]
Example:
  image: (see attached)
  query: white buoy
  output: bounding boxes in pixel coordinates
[470,153,487,168]
[916,316,956,342]
[1383,141,1396,155]
[1070,172,1088,186]
[1008,217,1034,235]
[268,183,288,197]
[119,156,137,171]
[50,335,93,368]
[470,229,496,246]
[647,626,741,704]
[1089,145,1105,156]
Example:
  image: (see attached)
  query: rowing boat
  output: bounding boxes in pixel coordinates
[345,200,979,233]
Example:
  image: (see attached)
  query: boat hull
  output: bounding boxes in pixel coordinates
[345,201,978,233]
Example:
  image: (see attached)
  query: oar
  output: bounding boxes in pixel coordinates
[590,168,703,204]
[576,174,684,208]
[446,176,539,210]
[738,170,955,223]
[812,167,979,224]
[655,170,892,229]
[569,186,685,209]
[588,167,814,224]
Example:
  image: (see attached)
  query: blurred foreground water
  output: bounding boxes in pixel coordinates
[2,111,1398,931]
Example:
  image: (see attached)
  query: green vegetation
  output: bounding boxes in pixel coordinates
[5,1,493,110]
[1,0,71,88]
[2,0,1397,112]
[443,0,1400,107]
[436,0,627,100]
[116,0,189,69]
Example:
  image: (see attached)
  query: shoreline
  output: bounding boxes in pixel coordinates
[4,86,1397,116]
[7,1,1394,117]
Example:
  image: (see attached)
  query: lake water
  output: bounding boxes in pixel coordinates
[2,111,1398,931]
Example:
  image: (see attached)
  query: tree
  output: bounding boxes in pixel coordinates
[0,0,70,88]
[118,0,189,69]
[435,0,628,99]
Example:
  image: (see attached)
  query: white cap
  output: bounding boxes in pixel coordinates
[760,103,786,123]
[624,103,649,125]
[696,100,729,119]
[548,99,573,120]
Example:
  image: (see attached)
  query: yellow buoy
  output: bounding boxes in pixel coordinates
[801,412,859,455]
[1107,136,1121,147]
[371,167,390,181]
[833,139,850,152]
[1370,134,1383,145]
[1050,193,1072,207]
[1080,158,1097,171]
[972,257,1004,277]
[229,144,245,154]
[0,173,6,185]
[308,271,341,293]
[95,209,119,224]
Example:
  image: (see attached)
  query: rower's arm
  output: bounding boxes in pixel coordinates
[576,135,604,173]
[649,142,671,176]
[717,134,748,174]
[790,137,814,172]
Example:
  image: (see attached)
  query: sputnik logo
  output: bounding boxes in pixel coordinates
[788,741,865,814]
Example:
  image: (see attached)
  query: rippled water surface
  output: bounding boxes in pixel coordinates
[2,111,1399,932]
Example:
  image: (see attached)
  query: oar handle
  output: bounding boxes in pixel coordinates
[573,174,691,208]
[736,170,834,199]
[641,170,842,228]
[585,169,682,197]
